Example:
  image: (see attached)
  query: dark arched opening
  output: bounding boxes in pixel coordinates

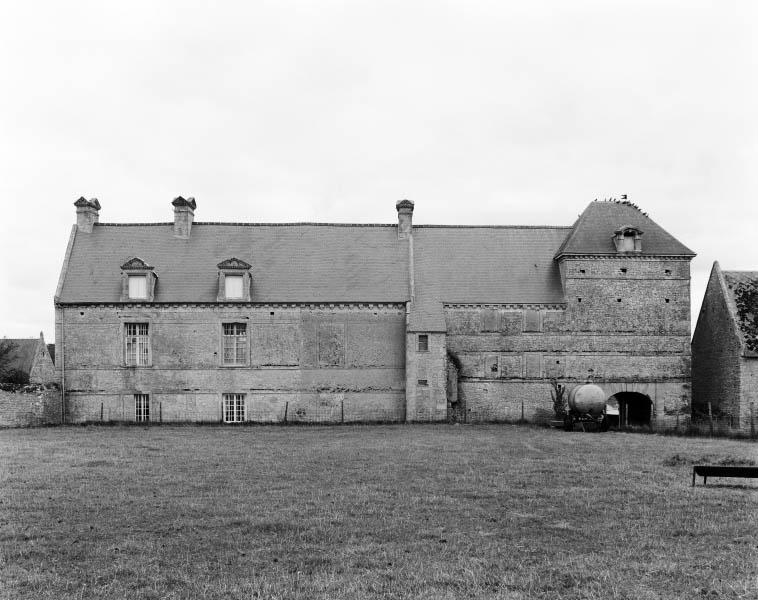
[610,392,653,428]
[446,352,465,423]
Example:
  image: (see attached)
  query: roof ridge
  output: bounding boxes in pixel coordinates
[414,225,573,230]
[96,222,398,228]
[95,222,574,230]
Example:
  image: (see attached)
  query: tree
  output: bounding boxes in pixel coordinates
[734,281,758,353]
[0,339,20,383]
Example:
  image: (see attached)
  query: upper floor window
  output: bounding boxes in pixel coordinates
[125,323,150,366]
[223,323,247,365]
[128,275,147,299]
[612,225,643,253]
[217,258,252,302]
[418,334,429,352]
[120,257,157,302]
[224,275,244,299]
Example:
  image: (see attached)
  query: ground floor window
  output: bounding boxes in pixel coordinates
[223,393,245,423]
[135,394,150,422]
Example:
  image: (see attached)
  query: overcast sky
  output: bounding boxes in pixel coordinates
[0,1,756,343]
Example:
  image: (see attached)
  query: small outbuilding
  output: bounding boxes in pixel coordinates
[1,332,57,385]
[692,262,758,433]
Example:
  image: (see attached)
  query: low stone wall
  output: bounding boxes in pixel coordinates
[0,384,62,427]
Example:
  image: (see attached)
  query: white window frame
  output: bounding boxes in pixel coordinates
[125,323,150,366]
[135,393,150,422]
[223,393,245,423]
[222,322,248,366]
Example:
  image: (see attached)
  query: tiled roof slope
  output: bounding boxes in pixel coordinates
[555,201,695,257]
[410,227,571,331]
[4,339,38,376]
[722,270,758,357]
[59,224,410,303]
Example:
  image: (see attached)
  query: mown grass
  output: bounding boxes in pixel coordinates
[0,424,756,599]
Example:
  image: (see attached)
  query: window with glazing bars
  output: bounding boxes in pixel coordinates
[223,323,247,365]
[223,393,245,423]
[125,323,149,366]
[135,394,149,422]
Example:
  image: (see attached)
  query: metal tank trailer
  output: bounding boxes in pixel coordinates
[563,383,610,432]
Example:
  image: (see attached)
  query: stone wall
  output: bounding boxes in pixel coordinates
[405,332,447,422]
[739,359,758,432]
[59,304,406,423]
[0,384,61,427]
[445,257,692,426]
[691,268,743,421]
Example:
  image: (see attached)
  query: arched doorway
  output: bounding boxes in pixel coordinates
[610,392,653,428]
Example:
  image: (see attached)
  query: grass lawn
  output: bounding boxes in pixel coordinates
[1,424,757,600]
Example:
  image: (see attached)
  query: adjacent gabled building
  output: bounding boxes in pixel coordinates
[1,332,56,384]
[55,197,695,425]
[692,262,758,432]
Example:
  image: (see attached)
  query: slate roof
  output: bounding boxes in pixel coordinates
[555,201,695,258]
[409,226,571,330]
[57,201,694,326]
[4,339,39,376]
[47,344,55,365]
[721,269,758,358]
[58,224,410,303]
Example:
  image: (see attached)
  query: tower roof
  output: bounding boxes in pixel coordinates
[555,201,695,258]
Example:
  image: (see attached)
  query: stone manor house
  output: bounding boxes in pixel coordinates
[55,197,694,425]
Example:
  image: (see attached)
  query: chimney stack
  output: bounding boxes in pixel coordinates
[172,196,196,238]
[396,199,414,240]
[74,197,101,233]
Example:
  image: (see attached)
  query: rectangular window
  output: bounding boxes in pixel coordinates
[224,275,244,299]
[125,323,149,366]
[135,394,149,422]
[417,334,429,352]
[223,393,245,423]
[223,323,247,365]
[128,275,147,299]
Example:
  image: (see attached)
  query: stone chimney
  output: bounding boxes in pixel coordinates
[396,199,414,240]
[74,197,101,233]
[172,196,196,239]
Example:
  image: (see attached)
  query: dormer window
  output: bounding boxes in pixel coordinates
[612,225,643,253]
[120,257,157,302]
[217,258,252,302]
[224,275,244,299]
[128,275,147,299]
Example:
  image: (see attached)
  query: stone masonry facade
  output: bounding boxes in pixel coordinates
[55,197,695,426]
[692,262,758,432]
[446,256,692,426]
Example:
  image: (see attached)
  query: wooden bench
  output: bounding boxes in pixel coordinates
[692,465,758,486]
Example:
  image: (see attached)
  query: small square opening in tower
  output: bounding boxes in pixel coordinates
[418,334,429,352]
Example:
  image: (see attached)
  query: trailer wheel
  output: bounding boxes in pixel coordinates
[563,415,573,432]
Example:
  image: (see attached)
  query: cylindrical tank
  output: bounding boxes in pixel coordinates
[567,384,606,416]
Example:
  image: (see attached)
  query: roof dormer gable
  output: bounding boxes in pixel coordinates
[612,225,644,253]
[217,257,252,302]
[120,257,157,301]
